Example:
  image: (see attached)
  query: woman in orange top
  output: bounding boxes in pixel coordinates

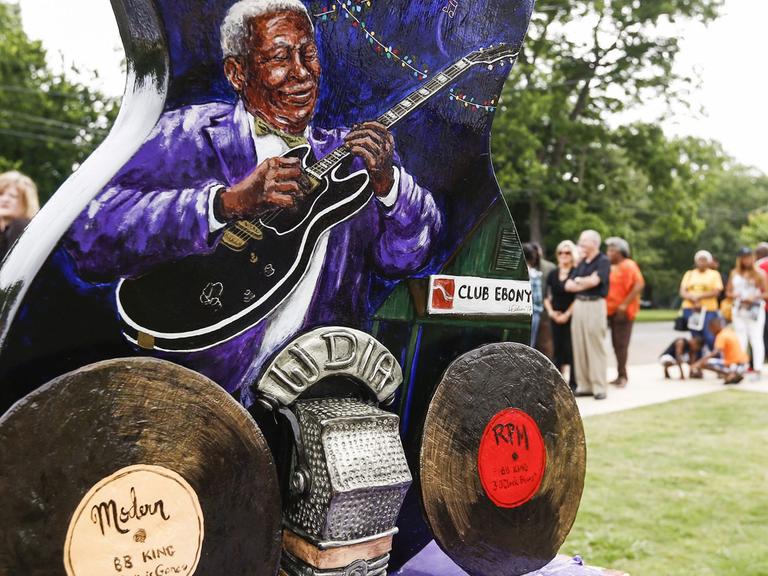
[606,237,645,387]
[679,250,723,351]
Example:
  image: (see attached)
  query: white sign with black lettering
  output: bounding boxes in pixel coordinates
[427,275,532,316]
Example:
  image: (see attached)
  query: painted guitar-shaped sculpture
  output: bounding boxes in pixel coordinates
[116,44,517,352]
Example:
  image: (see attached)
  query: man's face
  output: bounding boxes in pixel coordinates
[229,11,321,134]
[578,235,597,259]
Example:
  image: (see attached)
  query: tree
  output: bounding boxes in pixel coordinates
[492,0,724,243]
[0,2,118,203]
[740,211,768,248]
[698,168,768,257]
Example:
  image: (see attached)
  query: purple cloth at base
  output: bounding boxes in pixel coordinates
[395,541,611,576]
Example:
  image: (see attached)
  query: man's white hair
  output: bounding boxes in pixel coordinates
[579,229,601,247]
[221,0,313,58]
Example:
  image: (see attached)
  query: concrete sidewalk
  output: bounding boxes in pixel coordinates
[571,320,768,417]
[576,362,768,418]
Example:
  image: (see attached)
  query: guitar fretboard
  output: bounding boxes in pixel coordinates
[306,56,473,179]
[377,57,471,128]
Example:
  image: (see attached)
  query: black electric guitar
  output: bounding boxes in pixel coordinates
[116,44,518,352]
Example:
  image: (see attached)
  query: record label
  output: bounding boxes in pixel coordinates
[477,408,546,508]
[64,464,204,576]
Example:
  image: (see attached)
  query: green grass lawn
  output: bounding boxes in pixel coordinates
[563,391,768,576]
[635,309,679,323]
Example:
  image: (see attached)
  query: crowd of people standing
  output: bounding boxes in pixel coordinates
[526,231,768,395]
[525,229,645,400]
[669,245,768,383]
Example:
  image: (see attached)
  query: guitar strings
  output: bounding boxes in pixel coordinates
[224,46,514,242]
[227,145,352,241]
[225,68,454,242]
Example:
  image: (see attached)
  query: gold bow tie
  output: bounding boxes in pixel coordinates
[252,115,308,148]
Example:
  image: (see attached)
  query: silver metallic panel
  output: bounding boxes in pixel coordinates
[259,327,403,406]
[285,398,412,544]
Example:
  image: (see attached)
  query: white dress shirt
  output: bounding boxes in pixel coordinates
[207,115,399,383]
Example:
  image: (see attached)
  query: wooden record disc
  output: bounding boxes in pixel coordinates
[0,358,281,576]
[420,342,586,576]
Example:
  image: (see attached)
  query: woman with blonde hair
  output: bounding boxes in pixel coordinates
[726,247,768,380]
[0,170,40,260]
[544,239,580,389]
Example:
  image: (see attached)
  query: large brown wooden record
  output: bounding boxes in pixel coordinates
[0,358,282,575]
[420,342,586,576]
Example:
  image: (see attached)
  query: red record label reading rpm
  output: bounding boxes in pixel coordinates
[477,408,546,508]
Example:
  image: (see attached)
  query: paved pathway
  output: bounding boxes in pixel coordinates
[577,321,768,417]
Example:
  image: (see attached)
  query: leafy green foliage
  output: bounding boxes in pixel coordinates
[740,210,768,248]
[490,0,768,304]
[0,2,118,203]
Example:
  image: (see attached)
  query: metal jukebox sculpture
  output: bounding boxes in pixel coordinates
[0,0,586,575]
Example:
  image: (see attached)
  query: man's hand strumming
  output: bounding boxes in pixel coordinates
[219,156,307,219]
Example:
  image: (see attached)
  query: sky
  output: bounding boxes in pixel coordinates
[14,0,768,173]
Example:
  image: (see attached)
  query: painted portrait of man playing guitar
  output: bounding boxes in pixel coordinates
[62,0,442,403]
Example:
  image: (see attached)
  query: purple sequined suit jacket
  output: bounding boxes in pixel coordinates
[63,100,442,400]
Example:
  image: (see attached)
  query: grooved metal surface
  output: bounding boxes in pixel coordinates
[285,398,411,544]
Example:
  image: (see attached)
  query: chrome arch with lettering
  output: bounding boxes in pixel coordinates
[258,326,403,406]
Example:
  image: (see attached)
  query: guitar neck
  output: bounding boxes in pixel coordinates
[377,56,473,128]
[307,56,476,178]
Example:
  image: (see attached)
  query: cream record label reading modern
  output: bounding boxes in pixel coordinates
[64,465,204,576]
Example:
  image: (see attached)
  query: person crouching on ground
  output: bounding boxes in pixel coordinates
[660,335,703,380]
[605,236,645,388]
[691,316,749,385]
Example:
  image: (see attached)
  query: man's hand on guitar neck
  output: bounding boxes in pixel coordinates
[218,156,307,220]
[344,121,395,197]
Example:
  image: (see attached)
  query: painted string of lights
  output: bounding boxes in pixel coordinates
[313,0,429,80]
[448,88,497,112]
[312,0,499,112]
